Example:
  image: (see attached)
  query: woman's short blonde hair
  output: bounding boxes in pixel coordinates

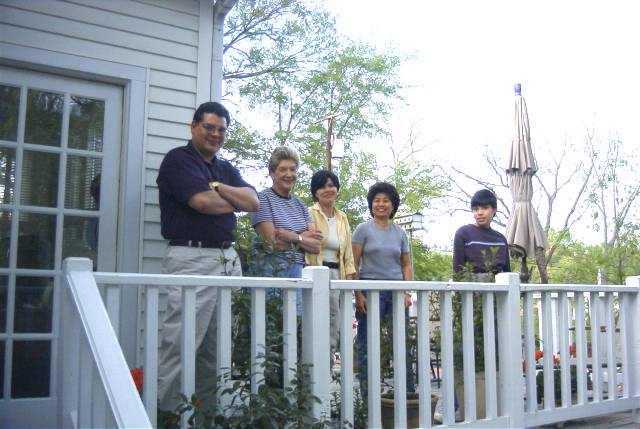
[268,146,299,173]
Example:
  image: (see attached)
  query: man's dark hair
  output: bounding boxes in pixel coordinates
[192,101,231,126]
[310,170,340,202]
[470,189,497,209]
[367,182,400,219]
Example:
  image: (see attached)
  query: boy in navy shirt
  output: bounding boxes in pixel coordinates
[453,189,510,279]
[446,189,508,422]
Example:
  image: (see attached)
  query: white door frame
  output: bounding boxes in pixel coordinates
[0,43,148,428]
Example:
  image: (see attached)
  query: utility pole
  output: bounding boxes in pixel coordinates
[316,112,340,171]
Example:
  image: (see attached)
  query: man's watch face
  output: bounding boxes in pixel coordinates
[209,181,220,190]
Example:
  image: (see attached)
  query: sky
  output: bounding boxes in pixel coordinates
[324,0,640,248]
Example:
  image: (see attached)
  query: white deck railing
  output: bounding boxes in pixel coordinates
[61,257,640,428]
[59,258,152,429]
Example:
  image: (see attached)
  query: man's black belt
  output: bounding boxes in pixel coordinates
[169,239,234,249]
[323,261,339,269]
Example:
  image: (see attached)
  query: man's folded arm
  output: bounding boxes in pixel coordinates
[189,185,258,214]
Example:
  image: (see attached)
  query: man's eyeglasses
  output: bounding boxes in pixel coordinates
[200,123,227,134]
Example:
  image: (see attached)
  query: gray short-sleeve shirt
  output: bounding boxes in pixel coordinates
[352,220,409,280]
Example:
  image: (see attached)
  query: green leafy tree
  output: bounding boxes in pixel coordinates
[587,137,640,283]
[219,1,446,233]
[412,241,452,282]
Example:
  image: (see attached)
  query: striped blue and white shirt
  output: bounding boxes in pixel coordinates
[453,224,510,274]
[251,188,310,264]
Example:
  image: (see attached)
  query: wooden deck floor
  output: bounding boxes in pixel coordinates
[531,411,638,428]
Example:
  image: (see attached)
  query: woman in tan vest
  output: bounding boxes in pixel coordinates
[306,170,356,358]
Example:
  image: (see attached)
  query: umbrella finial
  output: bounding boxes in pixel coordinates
[514,83,522,96]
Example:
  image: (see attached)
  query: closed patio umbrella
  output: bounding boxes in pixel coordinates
[505,83,548,282]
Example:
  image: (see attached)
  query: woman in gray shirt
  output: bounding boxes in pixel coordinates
[352,182,414,396]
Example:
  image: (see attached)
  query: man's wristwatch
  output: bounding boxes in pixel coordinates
[297,234,303,243]
[210,181,220,191]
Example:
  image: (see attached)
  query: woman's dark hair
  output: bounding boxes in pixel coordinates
[470,189,497,209]
[367,182,400,219]
[192,101,231,126]
[310,170,340,202]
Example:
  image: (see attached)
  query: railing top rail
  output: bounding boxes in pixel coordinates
[92,272,313,289]
[331,279,507,292]
[521,284,638,293]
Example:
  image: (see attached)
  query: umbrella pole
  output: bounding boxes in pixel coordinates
[519,256,530,284]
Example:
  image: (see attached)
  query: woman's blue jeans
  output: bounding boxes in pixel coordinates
[250,252,303,314]
[355,289,415,397]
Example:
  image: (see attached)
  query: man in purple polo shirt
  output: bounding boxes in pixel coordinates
[156,101,258,412]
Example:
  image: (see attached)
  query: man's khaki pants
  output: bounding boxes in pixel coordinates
[157,245,242,412]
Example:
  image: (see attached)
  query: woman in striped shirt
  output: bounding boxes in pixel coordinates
[251,147,322,312]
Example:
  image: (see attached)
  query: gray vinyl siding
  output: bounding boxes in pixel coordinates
[0,0,208,275]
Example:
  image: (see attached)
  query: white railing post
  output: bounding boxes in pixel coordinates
[144,285,159,427]
[495,272,524,427]
[624,276,640,423]
[417,290,432,428]
[392,290,408,428]
[251,288,266,394]
[60,260,84,428]
[483,291,498,419]
[440,290,456,425]
[62,257,151,428]
[282,288,298,391]
[590,291,603,402]
[541,291,555,408]
[301,266,331,420]
[558,292,571,407]
[180,286,197,429]
[575,292,588,405]
[366,289,382,428]
[216,286,233,409]
[340,289,354,426]
[461,290,477,421]
[523,292,537,412]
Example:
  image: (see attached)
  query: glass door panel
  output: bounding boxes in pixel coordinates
[0,65,121,412]
[69,96,104,151]
[63,216,98,265]
[65,155,101,210]
[0,275,6,332]
[24,90,63,147]
[14,276,53,333]
[0,147,16,204]
[0,211,10,268]
[0,85,20,142]
[19,150,59,207]
[11,340,50,398]
[0,342,4,399]
[17,213,56,270]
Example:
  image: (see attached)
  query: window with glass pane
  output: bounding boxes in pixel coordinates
[0,341,4,399]
[0,211,10,268]
[63,216,98,266]
[0,147,16,204]
[14,276,52,333]
[0,85,20,142]
[20,150,59,207]
[24,90,63,147]
[12,340,50,398]
[17,212,55,269]
[0,275,6,332]
[69,96,104,152]
[65,156,101,210]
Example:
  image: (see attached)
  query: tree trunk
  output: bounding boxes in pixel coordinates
[536,248,549,284]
